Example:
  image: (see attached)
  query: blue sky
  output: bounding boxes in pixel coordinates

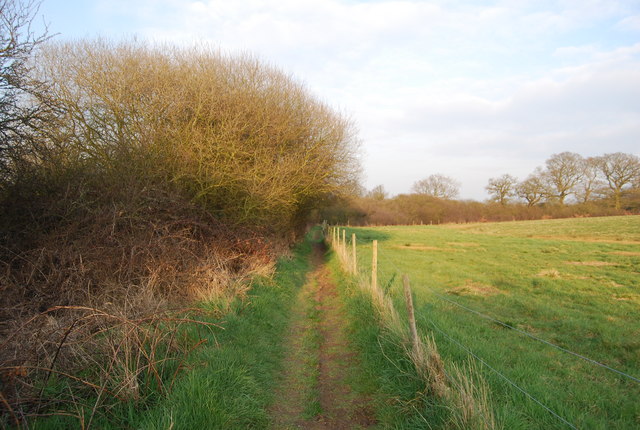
[36,0,640,200]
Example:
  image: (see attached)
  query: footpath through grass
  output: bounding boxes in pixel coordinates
[134,228,383,429]
[269,235,379,429]
[130,233,316,429]
[342,215,640,429]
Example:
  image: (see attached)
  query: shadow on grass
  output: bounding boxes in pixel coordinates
[338,227,392,244]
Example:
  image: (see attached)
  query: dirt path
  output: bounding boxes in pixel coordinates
[269,240,376,429]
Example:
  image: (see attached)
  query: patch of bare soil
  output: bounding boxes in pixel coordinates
[392,244,459,252]
[447,280,502,296]
[270,241,376,429]
[532,236,640,245]
[564,261,619,267]
[447,242,480,247]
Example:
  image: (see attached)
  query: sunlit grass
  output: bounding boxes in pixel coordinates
[447,215,640,242]
[344,215,640,429]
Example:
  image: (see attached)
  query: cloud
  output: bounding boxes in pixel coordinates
[356,42,640,197]
[617,14,640,31]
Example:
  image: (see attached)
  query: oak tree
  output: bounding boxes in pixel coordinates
[516,170,546,207]
[596,152,640,210]
[486,174,518,205]
[543,152,584,205]
[412,174,460,199]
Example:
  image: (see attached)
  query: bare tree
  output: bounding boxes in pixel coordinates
[0,0,51,177]
[411,174,460,199]
[516,170,546,207]
[486,174,517,205]
[575,156,604,203]
[367,184,388,200]
[595,152,640,210]
[543,152,584,205]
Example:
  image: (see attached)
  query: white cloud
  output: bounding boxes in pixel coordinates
[617,14,640,31]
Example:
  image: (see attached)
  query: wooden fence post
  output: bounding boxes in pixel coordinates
[371,240,378,290]
[342,229,346,259]
[402,274,420,355]
[351,233,357,274]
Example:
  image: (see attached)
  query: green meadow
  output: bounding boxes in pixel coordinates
[344,216,640,429]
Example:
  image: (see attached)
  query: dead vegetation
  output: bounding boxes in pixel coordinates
[0,181,275,426]
[393,244,460,252]
[537,269,562,278]
[609,251,640,256]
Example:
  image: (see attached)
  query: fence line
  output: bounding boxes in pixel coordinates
[325,225,639,429]
[425,317,578,430]
[374,244,640,385]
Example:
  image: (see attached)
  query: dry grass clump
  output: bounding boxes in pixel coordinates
[404,332,496,429]
[1,305,217,428]
[447,280,502,297]
[537,269,562,278]
[447,362,496,430]
[564,261,618,267]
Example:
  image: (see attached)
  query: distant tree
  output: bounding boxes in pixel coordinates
[516,170,546,207]
[595,152,640,210]
[543,152,584,205]
[412,174,460,199]
[576,156,604,203]
[486,174,518,205]
[367,184,388,200]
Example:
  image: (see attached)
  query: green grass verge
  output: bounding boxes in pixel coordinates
[340,216,640,429]
[328,252,453,429]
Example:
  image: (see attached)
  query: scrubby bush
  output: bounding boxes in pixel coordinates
[30,40,359,235]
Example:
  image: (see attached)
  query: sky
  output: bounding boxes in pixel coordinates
[36,0,640,200]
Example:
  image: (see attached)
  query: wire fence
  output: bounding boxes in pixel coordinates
[327,225,640,429]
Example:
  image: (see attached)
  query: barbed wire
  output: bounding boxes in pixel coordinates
[426,318,578,429]
[375,244,640,384]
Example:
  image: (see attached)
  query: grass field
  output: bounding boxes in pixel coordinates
[343,215,640,429]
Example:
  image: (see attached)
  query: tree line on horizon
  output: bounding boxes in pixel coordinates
[321,151,640,226]
[485,151,640,210]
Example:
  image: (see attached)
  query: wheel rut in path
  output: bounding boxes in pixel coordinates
[270,240,376,429]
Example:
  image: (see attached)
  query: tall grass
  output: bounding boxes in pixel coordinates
[329,228,497,429]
